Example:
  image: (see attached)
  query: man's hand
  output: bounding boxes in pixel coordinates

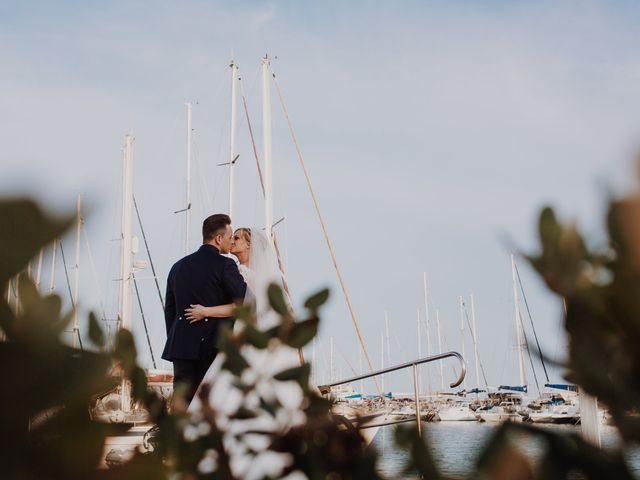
[185,304,207,323]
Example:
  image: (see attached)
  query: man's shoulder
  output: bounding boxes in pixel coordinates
[221,255,239,267]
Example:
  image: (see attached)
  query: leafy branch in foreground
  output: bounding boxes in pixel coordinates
[4,177,640,480]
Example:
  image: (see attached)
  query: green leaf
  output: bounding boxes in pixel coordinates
[259,397,280,417]
[267,283,288,315]
[286,317,319,348]
[232,406,257,420]
[539,206,561,253]
[114,328,137,373]
[130,365,148,402]
[231,379,254,394]
[394,424,441,479]
[303,288,330,311]
[218,326,250,375]
[218,334,247,373]
[233,304,254,322]
[87,312,105,348]
[244,322,269,349]
[0,198,73,284]
[274,363,310,384]
[221,350,250,376]
[264,324,282,340]
[17,273,40,308]
[0,296,14,339]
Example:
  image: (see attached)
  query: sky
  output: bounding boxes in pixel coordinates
[2,0,640,394]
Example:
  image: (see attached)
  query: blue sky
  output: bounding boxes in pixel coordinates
[2,0,640,393]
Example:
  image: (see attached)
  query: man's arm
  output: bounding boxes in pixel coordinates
[222,259,247,302]
[164,266,177,335]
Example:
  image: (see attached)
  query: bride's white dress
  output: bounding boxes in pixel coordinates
[188,230,304,479]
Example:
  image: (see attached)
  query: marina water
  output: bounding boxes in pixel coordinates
[374,423,640,478]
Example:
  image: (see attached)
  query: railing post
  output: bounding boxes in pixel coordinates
[412,363,422,436]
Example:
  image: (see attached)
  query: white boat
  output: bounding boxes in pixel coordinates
[438,401,476,421]
[477,402,522,423]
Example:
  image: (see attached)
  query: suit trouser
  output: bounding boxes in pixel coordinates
[173,348,218,404]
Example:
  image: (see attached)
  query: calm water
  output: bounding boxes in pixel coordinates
[374,422,640,478]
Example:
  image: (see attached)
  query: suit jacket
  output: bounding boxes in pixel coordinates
[161,244,247,361]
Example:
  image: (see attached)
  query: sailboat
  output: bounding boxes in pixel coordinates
[477,256,529,423]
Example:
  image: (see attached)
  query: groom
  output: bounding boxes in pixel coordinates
[162,213,247,404]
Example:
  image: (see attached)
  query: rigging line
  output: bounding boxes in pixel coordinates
[10,276,17,298]
[271,72,380,392]
[520,320,541,394]
[440,331,459,388]
[133,272,157,369]
[336,344,359,378]
[59,242,75,310]
[59,241,83,351]
[239,82,266,199]
[391,325,407,363]
[514,262,550,383]
[81,224,108,322]
[133,196,165,310]
[192,138,213,210]
[419,318,434,390]
[461,300,489,387]
[76,327,84,351]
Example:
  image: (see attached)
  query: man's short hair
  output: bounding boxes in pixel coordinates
[202,214,231,242]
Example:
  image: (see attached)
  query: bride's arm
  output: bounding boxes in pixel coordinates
[184,304,234,323]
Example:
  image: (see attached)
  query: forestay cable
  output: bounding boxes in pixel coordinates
[60,241,83,350]
[271,72,379,390]
[133,273,157,369]
[133,196,165,310]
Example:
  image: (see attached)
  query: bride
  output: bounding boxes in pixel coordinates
[185,227,305,478]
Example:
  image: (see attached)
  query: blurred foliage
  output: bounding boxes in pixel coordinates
[0,199,165,478]
[525,197,640,443]
[3,183,640,479]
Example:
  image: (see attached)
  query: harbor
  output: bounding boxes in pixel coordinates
[374,423,640,477]
[4,2,640,478]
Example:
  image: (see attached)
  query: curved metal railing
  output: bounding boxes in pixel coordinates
[318,351,466,435]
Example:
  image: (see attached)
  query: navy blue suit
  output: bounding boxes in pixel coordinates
[162,244,246,402]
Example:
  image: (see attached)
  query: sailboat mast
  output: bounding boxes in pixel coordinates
[437,309,444,391]
[423,272,432,394]
[511,254,526,387]
[384,310,391,366]
[120,135,135,332]
[329,336,335,383]
[380,331,385,393]
[416,307,421,396]
[35,248,44,290]
[261,55,273,239]
[185,102,193,255]
[228,61,238,218]
[459,296,466,390]
[359,345,364,394]
[311,338,317,385]
[120,134,135,412]
[49,239,58,294]
[72,193,82,348]
[470,293,481,391]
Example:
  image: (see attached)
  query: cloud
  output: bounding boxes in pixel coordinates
[250,2,277,31]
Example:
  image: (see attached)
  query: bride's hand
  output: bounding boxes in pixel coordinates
[185,304,206,323]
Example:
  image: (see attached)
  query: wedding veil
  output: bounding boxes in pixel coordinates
[246,229,285,329]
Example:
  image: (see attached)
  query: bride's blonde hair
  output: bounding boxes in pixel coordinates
[235,227,251,245]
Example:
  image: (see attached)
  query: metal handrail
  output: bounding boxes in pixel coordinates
[319,351,466,437]
[318,351,466,391]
